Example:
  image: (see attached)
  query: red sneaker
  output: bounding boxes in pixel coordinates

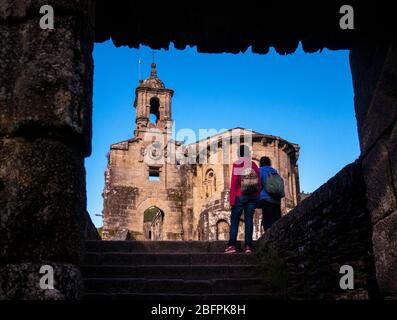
[224,246,237,254]
[245,246,253,254]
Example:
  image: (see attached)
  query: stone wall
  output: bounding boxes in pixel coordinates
[257,160,378,299]
[350,38,397,298]
[102,138,189,240]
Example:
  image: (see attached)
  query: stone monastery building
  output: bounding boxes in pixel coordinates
[102,63,300,240]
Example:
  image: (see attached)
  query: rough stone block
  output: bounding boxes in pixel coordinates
[0,263,82,300]
[0,137,86,264]
[0,15,93,155]
[362,140,397,224]
[373,210,397,294]
[350,44,388,140]
[350,39,397,153]
[389,120,397,198]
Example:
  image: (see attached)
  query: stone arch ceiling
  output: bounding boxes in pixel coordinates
[94,2,396,54]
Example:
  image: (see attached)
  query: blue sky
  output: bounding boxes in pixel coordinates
[86,41,359,227]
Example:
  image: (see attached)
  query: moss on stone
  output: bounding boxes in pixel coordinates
[256,247,289,298]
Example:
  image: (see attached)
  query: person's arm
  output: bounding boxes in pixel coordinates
[229,163,238,206]
[254,163,261,195]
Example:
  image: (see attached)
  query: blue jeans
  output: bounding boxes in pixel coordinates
[228,195,258,247]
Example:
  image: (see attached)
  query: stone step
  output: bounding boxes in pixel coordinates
[84,252,259,266]
[83,278,264,295]
[83,293,278,301]
[82,241,265,299]
[81,265,262,280]
[85,240,253,253]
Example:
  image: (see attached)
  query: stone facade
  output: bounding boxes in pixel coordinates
[102,64,300,241]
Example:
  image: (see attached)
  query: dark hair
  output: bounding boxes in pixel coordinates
[239,145,250,158]
[260,156,271,167]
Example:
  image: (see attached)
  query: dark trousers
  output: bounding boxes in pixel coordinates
[259,199,281,230]
[228,195,257,247]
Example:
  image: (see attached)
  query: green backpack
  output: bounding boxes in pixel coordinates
[265,172,285,199]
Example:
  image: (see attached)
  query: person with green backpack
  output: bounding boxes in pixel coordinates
[259,156,285,230]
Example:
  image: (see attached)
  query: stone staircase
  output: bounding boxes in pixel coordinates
[82,241,272,300]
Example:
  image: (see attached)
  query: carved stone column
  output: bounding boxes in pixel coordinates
[0,0,95,299]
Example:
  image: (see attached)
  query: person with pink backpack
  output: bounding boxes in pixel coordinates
[225,145,261,254]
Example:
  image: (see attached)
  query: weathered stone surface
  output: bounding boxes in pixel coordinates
[362,139,397,224]
[0,263,83,300]
[389,120,397,198]
[372,210,397,295]
[0,1,95,300]
[350,39,397,298]
[0,137,86,264]
[257,160,377,299]
[350,38,397,154]
[350,43,388,147]
[0,15,93,155]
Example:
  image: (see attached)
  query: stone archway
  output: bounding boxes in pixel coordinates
[135,198,174,240]
[143,206,164,240]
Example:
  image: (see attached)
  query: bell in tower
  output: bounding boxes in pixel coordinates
[133,63,174,138]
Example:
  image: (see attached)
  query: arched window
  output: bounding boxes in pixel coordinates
[149,97,160,123]
[204,169,216,198]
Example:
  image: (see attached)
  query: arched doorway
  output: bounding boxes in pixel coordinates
[216,220,230,240]
[143,206,164,240]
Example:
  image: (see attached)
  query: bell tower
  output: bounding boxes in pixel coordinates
[133,63,174,138]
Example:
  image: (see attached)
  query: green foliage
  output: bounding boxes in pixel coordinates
[144,207,161,222]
